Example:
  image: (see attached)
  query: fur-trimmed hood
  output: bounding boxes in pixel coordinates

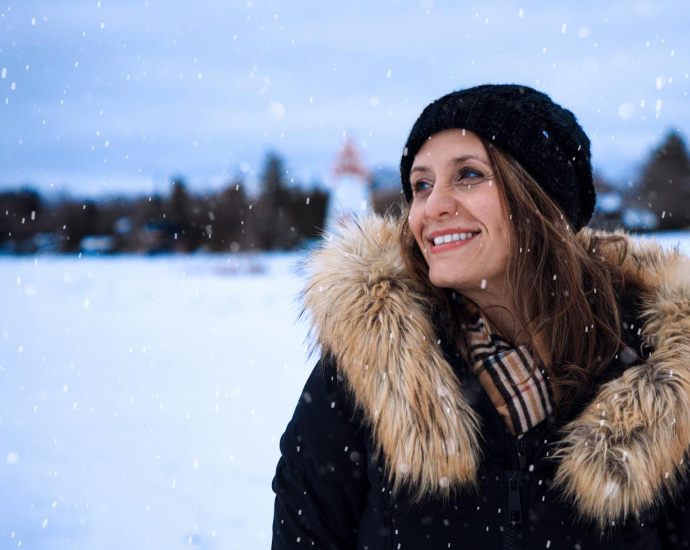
[300,212,690,530]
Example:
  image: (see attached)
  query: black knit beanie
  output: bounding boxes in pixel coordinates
[400,84,596,232]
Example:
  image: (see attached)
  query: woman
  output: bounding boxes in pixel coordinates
[271,84,690,549]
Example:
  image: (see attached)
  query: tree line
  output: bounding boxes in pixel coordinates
[590,132,690,231]
[0,153,332,254]
[1,131,689,254]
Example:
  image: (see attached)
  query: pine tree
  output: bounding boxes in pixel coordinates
[254,152,293,249]
[214,178,249,252]
[168,177,199,251]
[637,132,690,230]
[261,153,286,197]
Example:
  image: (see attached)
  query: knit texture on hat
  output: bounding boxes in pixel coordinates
[400,84,596,232]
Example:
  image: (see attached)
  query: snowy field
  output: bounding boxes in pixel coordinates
[1,231,689,550]
[0,252,313,550]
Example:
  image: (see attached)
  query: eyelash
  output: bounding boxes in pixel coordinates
[413,167,486,193]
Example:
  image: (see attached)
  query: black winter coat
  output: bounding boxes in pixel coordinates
[272,214,690,549]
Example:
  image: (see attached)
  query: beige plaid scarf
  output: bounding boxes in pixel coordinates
[462,299,556,437]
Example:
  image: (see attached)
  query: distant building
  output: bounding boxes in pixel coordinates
[32,232,63,253]
[325,137,371,231]
[137,222,177,254]
[80,235,115,255]
[596,192,623,215]
[622,207,659,231]
[113,217,133,236]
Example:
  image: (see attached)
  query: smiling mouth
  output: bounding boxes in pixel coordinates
[428,232,480,253]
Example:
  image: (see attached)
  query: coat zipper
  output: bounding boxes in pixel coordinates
[505,437,526,550]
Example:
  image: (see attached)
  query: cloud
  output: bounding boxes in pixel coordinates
[1,0,689,195]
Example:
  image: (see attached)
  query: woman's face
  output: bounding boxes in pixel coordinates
[408,129,513,296]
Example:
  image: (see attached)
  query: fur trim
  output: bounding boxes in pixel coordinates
[551,230,690,530]
[300,212,690,525]
[301,214,483,501]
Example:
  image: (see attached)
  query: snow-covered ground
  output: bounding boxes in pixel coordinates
[1,232,688,550]
[0,253,313,550]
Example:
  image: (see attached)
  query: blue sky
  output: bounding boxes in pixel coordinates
[0,0,688,198]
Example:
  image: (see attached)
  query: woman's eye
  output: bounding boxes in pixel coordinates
[413,180,431,192]
[459,168,484,180]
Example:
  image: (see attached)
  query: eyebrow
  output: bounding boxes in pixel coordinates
[410,154,489,176]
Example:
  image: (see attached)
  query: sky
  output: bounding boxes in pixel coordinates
[0,0,689,198]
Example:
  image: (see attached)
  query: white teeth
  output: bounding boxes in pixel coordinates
[433,232,477,246]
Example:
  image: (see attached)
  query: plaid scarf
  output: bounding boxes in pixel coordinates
[462,299,556,437]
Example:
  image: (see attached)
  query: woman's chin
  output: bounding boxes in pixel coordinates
[428,271,491,296]
[428,272,470,291]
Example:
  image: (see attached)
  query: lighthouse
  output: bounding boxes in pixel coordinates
[324,137,371,232]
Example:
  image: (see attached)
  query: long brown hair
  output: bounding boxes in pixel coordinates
[399,137,632,417]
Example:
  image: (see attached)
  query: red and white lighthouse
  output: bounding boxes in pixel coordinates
[325,137,371,231]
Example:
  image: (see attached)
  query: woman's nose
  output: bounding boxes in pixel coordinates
[425,184,457,219]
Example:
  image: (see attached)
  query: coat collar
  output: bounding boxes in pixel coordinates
[300,212,690,530]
